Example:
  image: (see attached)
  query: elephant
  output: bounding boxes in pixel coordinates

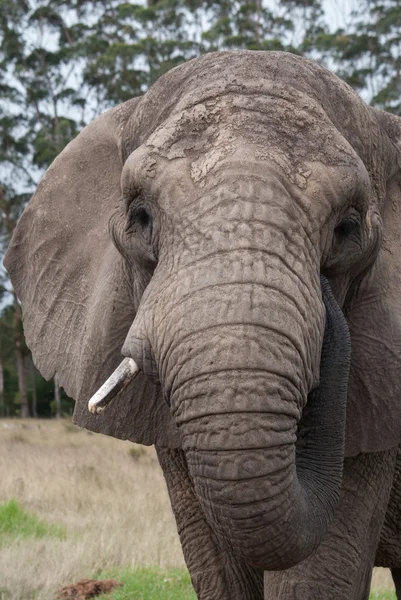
[5,50,401,599]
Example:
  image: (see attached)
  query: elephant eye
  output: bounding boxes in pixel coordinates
[323,212,364,274]
[334,215,360,241]
[129,207,153,243]
[133,207,152,229]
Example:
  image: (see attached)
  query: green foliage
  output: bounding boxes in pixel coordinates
[310,0,401,114]
[96,567,196,599]
[0,499,65,544]
[369,593,396,600]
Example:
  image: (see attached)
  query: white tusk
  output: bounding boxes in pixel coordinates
[88,357,140,415]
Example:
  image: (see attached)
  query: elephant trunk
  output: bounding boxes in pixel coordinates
[153,272,350,571]
[119,171,351,570]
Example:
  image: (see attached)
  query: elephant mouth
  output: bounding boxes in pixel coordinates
[88,357,140,414]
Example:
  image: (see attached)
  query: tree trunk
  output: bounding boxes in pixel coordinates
[0,356,4,416]
[54,374,61,418]
[13,290,29,418]
[30,360,38,418]
[16,343,29,418]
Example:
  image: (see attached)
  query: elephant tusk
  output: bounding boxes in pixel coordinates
[88,357,140,415]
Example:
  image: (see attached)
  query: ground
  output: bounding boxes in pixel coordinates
[0,419,396,599]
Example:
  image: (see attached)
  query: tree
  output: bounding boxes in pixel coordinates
[54,374,61,419]
[310,0,401,114]
[201,1,290,52]
[0,186,31,416]
[0,305,18,416]
[27,359,38,418]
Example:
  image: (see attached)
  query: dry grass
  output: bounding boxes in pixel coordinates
[0,419,184,600]
[0,418,396,599]
[372,569,395,594]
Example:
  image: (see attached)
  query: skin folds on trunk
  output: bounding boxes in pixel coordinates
[163,276,351,571]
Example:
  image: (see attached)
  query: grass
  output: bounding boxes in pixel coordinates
[93,570,396,600]
[93,568,396,600]
[98,570,395,600]
[0,419,185,600]
[0,419,397,599]
[0,498,64,544]
[98,567,196,600]
[92,571,396,600]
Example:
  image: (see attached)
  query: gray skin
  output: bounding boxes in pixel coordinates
[5,51,401,599]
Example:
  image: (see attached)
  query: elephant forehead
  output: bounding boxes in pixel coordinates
[126,51,372,161]
[123,139,365,229]
[143,92,352,165]
[124,101,363,213]
[118,52,383,205]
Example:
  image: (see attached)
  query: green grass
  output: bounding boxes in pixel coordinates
[0,498,65,544]
[97,567,196,600]
[94,568,396,600]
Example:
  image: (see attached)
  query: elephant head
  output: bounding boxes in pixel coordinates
[5,51,401,570]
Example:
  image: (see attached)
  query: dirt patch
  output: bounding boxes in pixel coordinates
[57,578,122,599]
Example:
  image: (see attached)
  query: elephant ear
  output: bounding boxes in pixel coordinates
[344,108,401,456]
[4,100,180,448]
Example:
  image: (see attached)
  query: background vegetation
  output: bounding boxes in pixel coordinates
[0,419,188,599]
[1,0,400,417]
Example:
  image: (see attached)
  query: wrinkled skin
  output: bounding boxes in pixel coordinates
[5,51,401,599]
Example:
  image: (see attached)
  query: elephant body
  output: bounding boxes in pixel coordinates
[5,51,401,599]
